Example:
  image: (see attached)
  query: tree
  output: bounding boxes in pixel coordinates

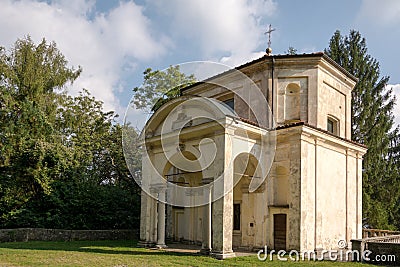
[325,30,400,229]
[0,37,140,229]
[0,37,81,220]
[10,90,140,230]
[57,90,117,183]
[132,65,196,112]
[285,46,297,55]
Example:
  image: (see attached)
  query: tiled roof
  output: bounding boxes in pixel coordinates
[181,52,357,93]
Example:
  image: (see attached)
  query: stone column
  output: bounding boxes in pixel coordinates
[150,196,158,243]
[210,191,235,259]
[138,153,155,248]
[186,188,195,243]
[138,192,153,247]
[156,187,167,248]
[201,179,213,254]
[210,131,235,259]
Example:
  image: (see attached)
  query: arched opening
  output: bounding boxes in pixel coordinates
[232,153,263,250]
[274,166,289,205]
[284,83,301,122]
[163,151,204,245]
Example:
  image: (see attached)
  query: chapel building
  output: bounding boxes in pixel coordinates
[139,52,367,259]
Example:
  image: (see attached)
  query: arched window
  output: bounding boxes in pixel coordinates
[284,83,300,121]
[327,115,339,135]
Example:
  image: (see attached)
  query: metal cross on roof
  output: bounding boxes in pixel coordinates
[264,24,276,49]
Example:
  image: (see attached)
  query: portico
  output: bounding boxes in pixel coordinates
[139,100,271,258]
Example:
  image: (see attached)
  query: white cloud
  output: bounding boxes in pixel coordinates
[390,84,400,127]
[53,0,96,16]
[148,0,277,66]
[357,0,400,26]
[0,0,279,115]
[220,51,266,67]
[0,0,169,115]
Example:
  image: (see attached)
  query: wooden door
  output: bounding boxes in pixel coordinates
[273,214,287,250]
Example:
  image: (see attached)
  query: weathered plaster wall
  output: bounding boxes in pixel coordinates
[318,64,354,139]
[299,127,365,251]
[300,136,316,251]
[288,131,302,251]
[315,142,347,249]
[317,75,347,137]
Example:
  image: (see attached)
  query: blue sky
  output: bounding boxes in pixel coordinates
[1,0,399,124]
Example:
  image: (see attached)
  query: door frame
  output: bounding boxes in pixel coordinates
[268,207,289,250]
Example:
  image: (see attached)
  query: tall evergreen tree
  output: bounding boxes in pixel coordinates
[325,30,400,229]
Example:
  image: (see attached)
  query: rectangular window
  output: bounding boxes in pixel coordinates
[327,119,334,133]
[223,98,234,111]
[327,116,339,135]
[233,203,241,231]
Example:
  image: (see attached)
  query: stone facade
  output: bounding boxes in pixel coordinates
[139,53,367,259]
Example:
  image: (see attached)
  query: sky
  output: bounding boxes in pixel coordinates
[1,0,400,125]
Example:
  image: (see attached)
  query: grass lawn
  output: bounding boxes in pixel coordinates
[0,240,370,267]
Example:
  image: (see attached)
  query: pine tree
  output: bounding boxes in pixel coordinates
[325,30,400,229]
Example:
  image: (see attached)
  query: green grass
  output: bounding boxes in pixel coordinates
[0,240,370,266]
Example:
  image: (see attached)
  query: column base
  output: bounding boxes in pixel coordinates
[137,240,155,248]
[156,244,168,249]
[210,251,236,260]
[200,248,211,255]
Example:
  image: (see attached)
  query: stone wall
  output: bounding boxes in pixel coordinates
[367,242,400,265]
[0,228,138,242]
[351,239,400,265]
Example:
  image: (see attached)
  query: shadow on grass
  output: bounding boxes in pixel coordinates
[0,240,204,257]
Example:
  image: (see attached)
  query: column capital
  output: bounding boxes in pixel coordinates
[150,183,167,193]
